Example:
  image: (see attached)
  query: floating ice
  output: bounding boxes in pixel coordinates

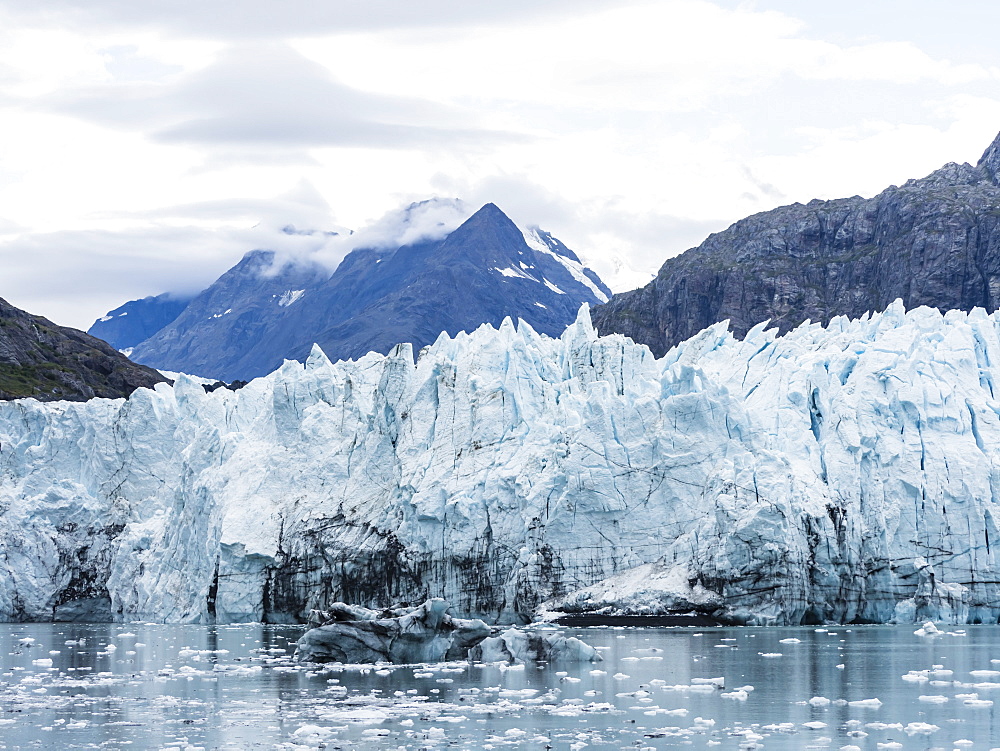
[903,722,939,735]
[918,694,949,703]
[690,677,724,688]
[521,636,595,663]
[847,698,882,708]
[296,599,489,664]
[914,621,942,637]
[721,689,749,700]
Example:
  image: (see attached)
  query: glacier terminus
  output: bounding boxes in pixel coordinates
[2,301,1000,626]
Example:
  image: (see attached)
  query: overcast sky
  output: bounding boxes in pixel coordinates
[2,0,999,329]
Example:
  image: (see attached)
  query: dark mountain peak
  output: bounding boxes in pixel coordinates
[477,202,504,215]
[465,202,515,227]
[447,202,519,241]
[228,248,326,284]
[236,248,276,269]
[594,130,1000,357]
[909,161,986,190]
[977,129,1000,184]
[1,297,166,401]
[432,203,527,268]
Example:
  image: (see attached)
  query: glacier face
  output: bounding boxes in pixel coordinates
[2,302,1000,625]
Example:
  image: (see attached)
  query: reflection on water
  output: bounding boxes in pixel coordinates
[0,622,998,749]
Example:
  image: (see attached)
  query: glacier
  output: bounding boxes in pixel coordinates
[2,301,1000,625]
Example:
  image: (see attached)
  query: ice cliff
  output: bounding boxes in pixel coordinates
[3,302,1000,625]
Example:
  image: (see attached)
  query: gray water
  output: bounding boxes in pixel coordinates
[0,622,998,749]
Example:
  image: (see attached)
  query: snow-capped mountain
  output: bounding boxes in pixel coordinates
[89,202,611,381]
[4,302,1000,625]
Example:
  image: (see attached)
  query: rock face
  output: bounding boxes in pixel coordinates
[470,628,603,663]
[594,131,1000,356]
[295,599,490,663]
[0,297,167,402]
[93,201,611,381]
[6,303,1000,625]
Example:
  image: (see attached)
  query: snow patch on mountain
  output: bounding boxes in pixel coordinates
[494,267,535,281]
[522,227,609,303]
[543,279,565,295]
[277,290,305,307]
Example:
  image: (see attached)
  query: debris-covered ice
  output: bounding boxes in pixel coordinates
[470,626,603,664]
[295,599,489,664]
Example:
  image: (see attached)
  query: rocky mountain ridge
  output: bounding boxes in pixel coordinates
[0,297,166,402]
[593,130,1000,355]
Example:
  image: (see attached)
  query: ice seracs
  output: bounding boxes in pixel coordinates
[5,301,1000,625]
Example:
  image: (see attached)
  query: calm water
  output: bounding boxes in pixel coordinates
[0,622,998,749]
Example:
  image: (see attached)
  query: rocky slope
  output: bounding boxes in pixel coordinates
[594,130,1000,356]
[0,297,166,402]
[87,293,192,355]
[3,302,1000,625]
[94,202,611,381]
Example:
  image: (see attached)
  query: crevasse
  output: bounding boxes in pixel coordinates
[2,301,1000,625]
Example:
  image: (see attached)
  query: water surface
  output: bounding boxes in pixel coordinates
[1,622,998,749]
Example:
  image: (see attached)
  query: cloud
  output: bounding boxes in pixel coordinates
[3,0,1000,326]
[0,225,250,330]
[0,179,347,329]
[259,196,474,276]
[716,0,1000,68]
[0,191,479,330]
[40,44,524,151]
[100,45,183,82]
[430,172,727,290]
[0,0,622,38]
[740,166,785,202]
[0,216,24,235]
[111,179,342,229]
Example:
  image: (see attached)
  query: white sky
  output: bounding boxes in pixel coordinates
[1,0,999,329]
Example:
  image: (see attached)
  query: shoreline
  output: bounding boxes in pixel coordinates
[549,613,725,627]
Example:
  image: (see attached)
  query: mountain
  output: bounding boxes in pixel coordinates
[87,293,193,355]
[3,303,999,625]
[91,202,612,382]
[0,297,166,402]
[593,130,1000,356]
[126,249,328,382]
